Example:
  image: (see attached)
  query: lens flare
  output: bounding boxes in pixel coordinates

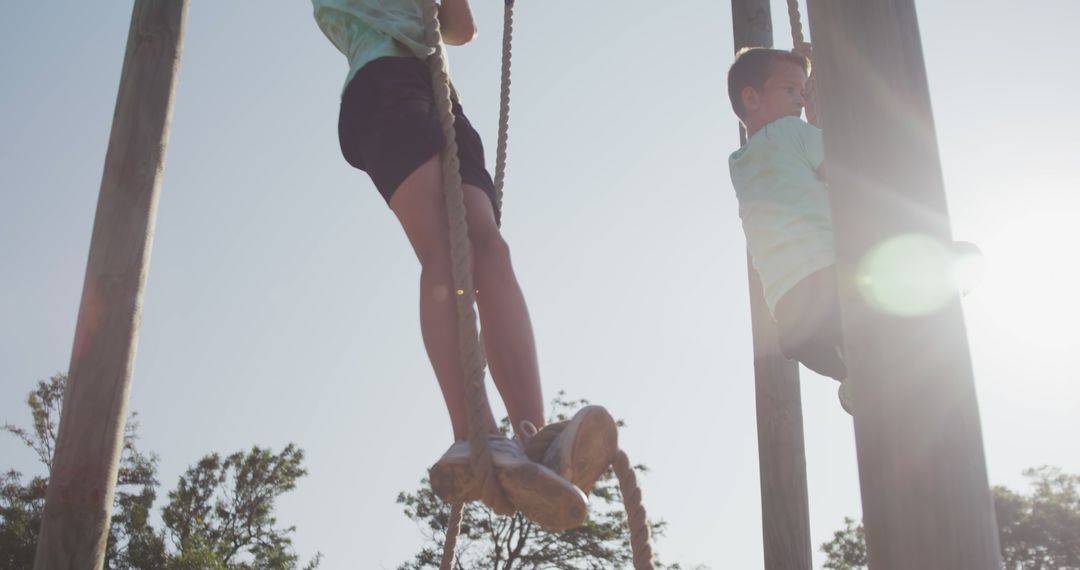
[857,234,956,317]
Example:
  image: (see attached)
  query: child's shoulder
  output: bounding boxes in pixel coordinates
[746,116,821,154]
[761,116,818,138]
[731,117,814,155]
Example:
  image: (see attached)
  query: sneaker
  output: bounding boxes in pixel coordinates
[429,435,588,531]
[490,436,588,531]
[429,439,479,504]
[838,380,854,415]
[536,406,619,495]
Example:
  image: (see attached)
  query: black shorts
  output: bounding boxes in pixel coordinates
[337,56,497,212]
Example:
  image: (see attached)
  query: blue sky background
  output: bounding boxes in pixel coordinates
[2,1,1079,568]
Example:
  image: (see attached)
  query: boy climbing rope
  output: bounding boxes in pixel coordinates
[727,45,851,396]
[310,0,617,529]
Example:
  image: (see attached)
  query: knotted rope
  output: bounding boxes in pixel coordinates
[422,0,511,523]
[424,1,654,567]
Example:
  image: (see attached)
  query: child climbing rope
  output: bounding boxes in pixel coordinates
[310,0,617,529]
[726,45,851,397]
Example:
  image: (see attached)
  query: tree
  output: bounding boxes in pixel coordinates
[160,444,318,569]
[820,466,1080,570]
[1,374,161,568]
[396,393,703,570]
[1,374,320,569]
[995,466,1080,569]
[820,517,867,570]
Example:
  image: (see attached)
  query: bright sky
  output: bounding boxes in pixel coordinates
[2,1,1079,568]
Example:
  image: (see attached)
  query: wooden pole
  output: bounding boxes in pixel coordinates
[804,1,1002,568]
[35,2,188,568]
[731,2,813,568]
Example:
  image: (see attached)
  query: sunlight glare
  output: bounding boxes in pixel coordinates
[978,207,1080,351]
[857,233,955,317]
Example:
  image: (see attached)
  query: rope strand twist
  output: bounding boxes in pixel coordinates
[786,0,805,48]
[422,0,511,518]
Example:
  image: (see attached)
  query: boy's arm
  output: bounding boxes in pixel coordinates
[804,76,820,127]
[439,0,478,45]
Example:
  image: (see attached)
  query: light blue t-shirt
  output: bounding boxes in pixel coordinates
[312,0,436,91]
[728,116,836,314]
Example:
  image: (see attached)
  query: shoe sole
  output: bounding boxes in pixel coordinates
[559,406,619,494]
[497,462,588,531]
[429,462,479,504]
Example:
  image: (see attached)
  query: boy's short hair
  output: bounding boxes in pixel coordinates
[727,47,811,120]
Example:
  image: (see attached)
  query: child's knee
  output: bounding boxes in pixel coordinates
[470,230,511,266]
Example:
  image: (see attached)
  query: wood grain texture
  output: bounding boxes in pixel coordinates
[804,0,1003,568]
[34,2,189,568]
[747,256,814,570]
[732,2,814,568]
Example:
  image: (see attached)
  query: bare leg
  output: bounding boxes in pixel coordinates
[461,185,545,437]
[390,155,544,441]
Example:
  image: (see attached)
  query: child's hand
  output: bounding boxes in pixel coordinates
[792,43,819,126]
[804,75,820,126]
[793,42,813,64]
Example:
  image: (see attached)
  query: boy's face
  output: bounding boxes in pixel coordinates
[742,59,808,129]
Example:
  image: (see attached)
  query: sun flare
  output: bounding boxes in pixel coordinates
[971,200,1080,351]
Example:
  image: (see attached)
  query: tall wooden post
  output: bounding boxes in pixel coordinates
[804,1,1002,568]
[35,2,188,568]
[731,2,813,568]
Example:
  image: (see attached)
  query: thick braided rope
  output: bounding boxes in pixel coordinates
[421,0,512,518]
[491,0,514,225]
[439,503,464,570]
[786,0,805,47]
[613,449,655,569]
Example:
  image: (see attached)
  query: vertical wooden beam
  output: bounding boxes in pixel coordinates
[731,2,813,569]
[35,2,188,568]
[804,1,1002,568]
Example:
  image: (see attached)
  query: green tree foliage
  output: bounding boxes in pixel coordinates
[160,445,317,569]
[1,374,161,568]
[820,517,867,570]
[396,393,703,570]
[820,466,1080,570]
[1,374,320,570]
[996,466,1080,569]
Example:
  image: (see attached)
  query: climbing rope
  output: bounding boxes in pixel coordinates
[439,504,464,570]
[491,0,514,225]
[421,0,511,521]
[785,0,805,48]
[423,1,655,567]
[784,0,819,125]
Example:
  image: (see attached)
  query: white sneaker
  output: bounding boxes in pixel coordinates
[430,435,588,531]
[489,436,588,530]
[838,380,854,415]
[429,439,479,504]
[536,406,618,495]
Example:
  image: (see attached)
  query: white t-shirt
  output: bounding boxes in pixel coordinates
[728,116,836,314]
[312,0,436,91]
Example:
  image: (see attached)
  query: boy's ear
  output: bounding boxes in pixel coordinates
[741,86,760,112]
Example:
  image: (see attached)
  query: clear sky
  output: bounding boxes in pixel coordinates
[2,1,1078,568]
